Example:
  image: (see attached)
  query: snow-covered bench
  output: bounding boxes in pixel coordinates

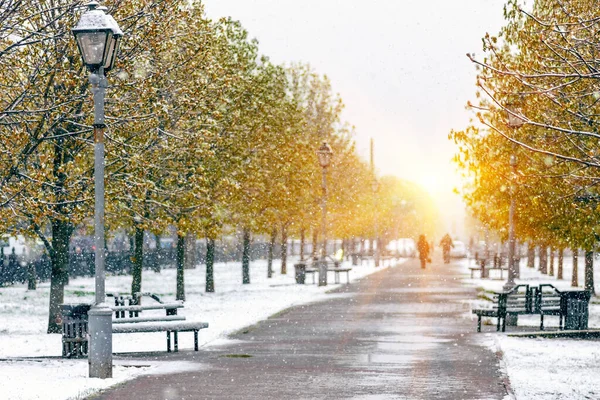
[110,293,208,352]
[300,260,352,284]
[472,284,590,332]
[61,294,208,357]
[472,284,531,332]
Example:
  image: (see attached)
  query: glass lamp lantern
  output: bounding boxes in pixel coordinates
[72,2,123,73]
[317,142,333,168]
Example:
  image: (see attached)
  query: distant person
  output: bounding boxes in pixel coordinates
[417,234,430,269]
[334,248,344,262]
[440,233,454,264]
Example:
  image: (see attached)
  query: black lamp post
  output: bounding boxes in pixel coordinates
[316,142,333,286]
[72,1,122,379]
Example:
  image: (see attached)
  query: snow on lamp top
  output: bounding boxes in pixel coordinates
[72,2,123,72]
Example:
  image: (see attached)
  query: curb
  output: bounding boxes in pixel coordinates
[507,329,600,339]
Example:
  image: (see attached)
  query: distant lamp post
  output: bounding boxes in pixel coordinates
[72,1,123,379]
[371,179,380,267]
[316,142,333,286]
[503,104,524,291]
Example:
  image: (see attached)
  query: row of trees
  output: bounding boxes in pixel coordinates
[451,0,599,293]
[0,1,437,333]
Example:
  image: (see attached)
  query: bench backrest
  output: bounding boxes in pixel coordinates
[493,284,531,315]
[108,292,181,318]
[532,284,561,312]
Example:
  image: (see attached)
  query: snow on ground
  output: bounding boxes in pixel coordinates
[0,256,397,400]
[2,253,599,400]
[459,255,600,400]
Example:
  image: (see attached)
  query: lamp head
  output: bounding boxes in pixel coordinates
[72,2,123,73]
[316,141,333,168]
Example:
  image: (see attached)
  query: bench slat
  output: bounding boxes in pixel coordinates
[111,303,184,312]
[112,315,186,324]
[112,321,209,334]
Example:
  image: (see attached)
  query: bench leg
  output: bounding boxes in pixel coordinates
[496,316,501,332]
[540,315,544,331]
[194,330,199,351]
[334,272,340,284]
[174,331,179,352]
[502,316,506,332]
[167,331,171,352]
[477,315,482,332]
[346,271,350,283]
[559,315,563,330]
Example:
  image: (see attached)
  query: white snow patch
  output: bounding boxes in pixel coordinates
[0,256,397,399]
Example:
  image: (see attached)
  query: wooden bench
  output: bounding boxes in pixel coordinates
[327,266,352,284]
[472,284,590,332]
[61,293,208,357]
[111,293,208,352]
[532,284,563,330]
[472,284,531,332]
[304,267,318,284]
[468,261,508,279]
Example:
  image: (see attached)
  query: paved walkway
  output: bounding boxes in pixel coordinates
[94,255,509,400]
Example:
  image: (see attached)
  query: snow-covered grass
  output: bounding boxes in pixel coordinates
[0,256,397,400]
[494,336,600,400]
[3,254,600,400]
[460,255,600,399]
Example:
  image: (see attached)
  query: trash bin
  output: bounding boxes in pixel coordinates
[562,290,591,330]
[61,303,92,358]
[294,263,307,284]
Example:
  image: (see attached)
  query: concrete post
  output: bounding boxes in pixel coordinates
[88,304,113,378]
[88,70,112,378]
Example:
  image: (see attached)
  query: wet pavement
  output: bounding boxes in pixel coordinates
[94,255,509,400]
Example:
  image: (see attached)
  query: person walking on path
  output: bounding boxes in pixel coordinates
[417,234,430,269]
[440,233,454,264]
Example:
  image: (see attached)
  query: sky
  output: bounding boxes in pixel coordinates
[201,0,508,237]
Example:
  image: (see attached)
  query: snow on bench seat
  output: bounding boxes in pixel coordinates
[113,321,209,352]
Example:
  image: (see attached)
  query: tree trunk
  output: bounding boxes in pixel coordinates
[548,247,554,276]
[27,261,37,290]
[572,250,579,287]
[47,219,72,333]
[184,234,196,269]
[176,233,185,301]
[527,244,535,268]
[584,250,595,295]
[539,245,548,274]
[300,229,305,261]
[206,237,215,293]
[130,225,144,299]
[153,234,161,272]
[557,248,564,280]
[311,229,318,260]
[267,228,276,278]
[242,228,251,284]
[281,226,288,275]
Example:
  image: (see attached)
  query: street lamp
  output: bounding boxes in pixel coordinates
[316,141,333,286]
[371,179,380,267]
[503,104,524,292]
[72,1,123,379]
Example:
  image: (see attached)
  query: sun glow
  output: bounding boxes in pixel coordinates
[417,175,442,197]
